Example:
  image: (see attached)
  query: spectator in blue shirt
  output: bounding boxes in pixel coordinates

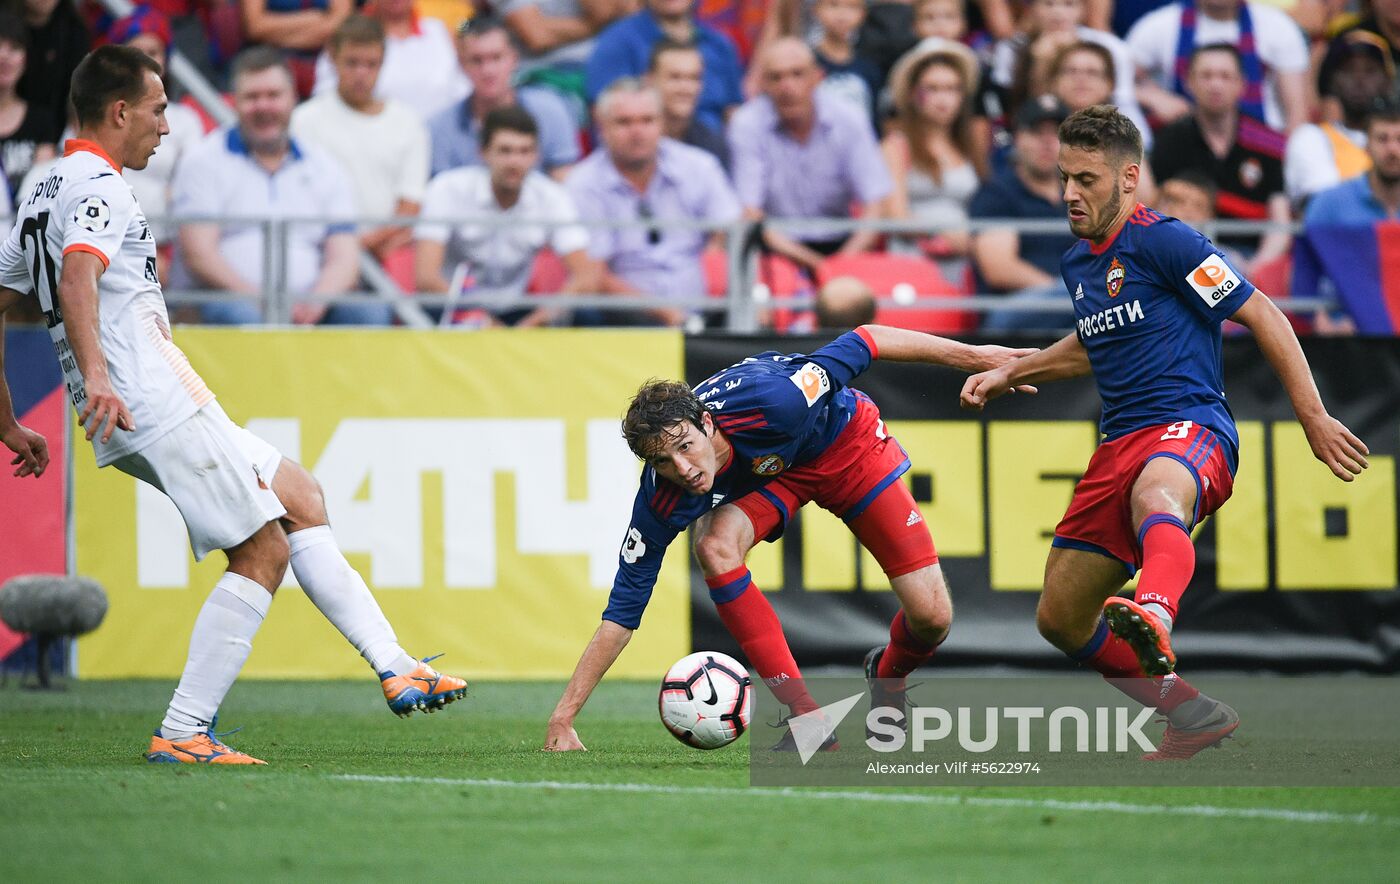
[586,0,743,130]
[1304,111,1400,227]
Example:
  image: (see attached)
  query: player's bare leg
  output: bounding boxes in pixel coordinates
[886,565,952,650]
[692,506,827,746]
[147,521,288,764]
[1037,546,1127,654]
[861,557,952,670]
[272,459,467,716]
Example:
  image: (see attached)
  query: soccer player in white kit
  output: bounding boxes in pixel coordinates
[0,46,468,765]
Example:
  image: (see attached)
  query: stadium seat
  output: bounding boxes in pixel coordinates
[702,249,811,332]
[1250,252,1290,298]
[701,247,728,297]
[1240,253,1311,335]
[527,249,569,294]
[701,248,806,296]
[815,253,976,334]
[380,244,417,293]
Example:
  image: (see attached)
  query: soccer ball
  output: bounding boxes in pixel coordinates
[658,651,752,750]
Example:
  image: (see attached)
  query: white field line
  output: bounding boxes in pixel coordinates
[333,774,1400,826]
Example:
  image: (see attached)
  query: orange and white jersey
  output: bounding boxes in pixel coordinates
[0,140,214,466]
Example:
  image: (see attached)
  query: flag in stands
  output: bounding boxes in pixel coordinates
[1293,222,1400,334]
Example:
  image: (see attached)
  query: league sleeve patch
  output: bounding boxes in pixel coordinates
[789,362,830,407]
[73,196,111,233]
[620,527,646,564]
[1184,253,1241,309]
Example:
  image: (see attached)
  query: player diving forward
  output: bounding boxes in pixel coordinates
[544,326,1034,750]
[962,106,1369,759]
[0,46,467,765]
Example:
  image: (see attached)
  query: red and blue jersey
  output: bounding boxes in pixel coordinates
[603,329,879,629]
[1059,204,1255,470]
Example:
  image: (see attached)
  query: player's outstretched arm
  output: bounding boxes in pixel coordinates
[960,332,1091,411]
[544,619,634,751]
[57,251,133,444]
[1232,291,1369,481]
[0,290,49,478]
[858,323,1038,374]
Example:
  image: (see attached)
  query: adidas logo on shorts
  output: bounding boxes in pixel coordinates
[906,509,923,527]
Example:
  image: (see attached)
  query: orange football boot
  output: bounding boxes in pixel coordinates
[145,729,266,765]
[1103,597,1177,676]
[1144,699,1240,761]
[380,654,469,717]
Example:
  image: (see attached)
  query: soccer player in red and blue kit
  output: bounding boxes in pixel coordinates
[544,326,1033,750]
[962,106,1371,759]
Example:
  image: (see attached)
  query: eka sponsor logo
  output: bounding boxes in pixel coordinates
[1186,254,1241,308]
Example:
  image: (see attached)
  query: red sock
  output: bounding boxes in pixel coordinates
[1134,513,1195,624]
[708,569,817,716]
[876,610,939,682]
[1072,617,1200,712]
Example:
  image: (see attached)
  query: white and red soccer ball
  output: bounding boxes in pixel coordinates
[658,652,752,750]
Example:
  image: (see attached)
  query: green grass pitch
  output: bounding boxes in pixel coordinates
[2,679,1398,882]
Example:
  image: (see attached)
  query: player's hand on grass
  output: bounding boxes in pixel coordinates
[78,376,134,443]
[543,718,587,751]
[1302,414,1369,481]
[2,421,48,478]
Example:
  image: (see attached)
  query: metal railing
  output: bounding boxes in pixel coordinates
[152,213,1336,331]
[160,214,752,327]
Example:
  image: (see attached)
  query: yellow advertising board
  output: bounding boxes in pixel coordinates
[74,328,689,679]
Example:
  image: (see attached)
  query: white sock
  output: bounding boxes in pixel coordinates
[288,525,417,677]
[161,572,272,740]
[1141,602,1175,634]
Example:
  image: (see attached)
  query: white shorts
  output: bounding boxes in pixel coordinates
[112,402,287,560]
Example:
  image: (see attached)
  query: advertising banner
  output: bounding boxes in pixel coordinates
[74,328,689,679]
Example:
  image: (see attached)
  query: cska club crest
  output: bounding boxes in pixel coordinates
[1106,257,1126,298]
[751,454,785,476]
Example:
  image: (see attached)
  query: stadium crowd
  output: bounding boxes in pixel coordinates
[2,0,1400,333]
